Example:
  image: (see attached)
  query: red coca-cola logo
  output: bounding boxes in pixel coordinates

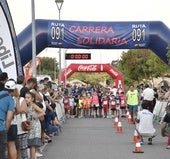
[78,65,97,71]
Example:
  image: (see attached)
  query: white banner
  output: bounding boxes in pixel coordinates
[0,2,20,80]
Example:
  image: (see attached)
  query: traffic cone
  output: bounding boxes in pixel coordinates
[133,140,144,153]
[116,121,123,133]
[127,114,133,124]
[126,111,130,121]
[133,130,140,143]
[113,116,119,128]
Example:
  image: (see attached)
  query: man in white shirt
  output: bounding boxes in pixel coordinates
[135,101,156,145]
[142,84,154,113]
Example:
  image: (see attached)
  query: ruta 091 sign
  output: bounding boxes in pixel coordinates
[48,21,149,49]
[65,53,91,60]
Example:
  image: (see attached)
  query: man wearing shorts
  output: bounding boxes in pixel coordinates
[0,79,15,159]
[126,85,139,123]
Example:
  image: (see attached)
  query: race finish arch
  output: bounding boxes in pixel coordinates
[61,63,124,89]
[17,19,170,66]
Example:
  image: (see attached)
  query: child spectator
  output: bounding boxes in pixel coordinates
[25,92,45,159]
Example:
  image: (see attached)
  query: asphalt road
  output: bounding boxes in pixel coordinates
[40,117,170,159]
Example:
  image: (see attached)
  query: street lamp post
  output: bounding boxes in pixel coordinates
[55,0,64,84]
[31,0,36,78]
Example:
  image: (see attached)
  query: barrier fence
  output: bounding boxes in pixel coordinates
[153,100,167,123]
[55,99,66,124]
[54,99,167,124]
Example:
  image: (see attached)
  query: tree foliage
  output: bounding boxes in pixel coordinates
[118,49,170,86]
[68,72,114,86]
[37,57,59,81]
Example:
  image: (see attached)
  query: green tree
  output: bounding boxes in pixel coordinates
[37,57,59,81]
[118,49,170,86]
[68,72,114,86]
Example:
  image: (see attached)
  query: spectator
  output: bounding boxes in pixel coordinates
[45,106,59,137]
[16,96,29,159]
[0,79,16,159]
[142,84,155,113]
[135,101,156,145]
[7,79,21,159]
[16,75,25,93]
[111,85,117,96]
[0,72,8,90]
[161,105,170,149]
[25,91,45,159]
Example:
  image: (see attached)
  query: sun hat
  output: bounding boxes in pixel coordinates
[4,79,16,90]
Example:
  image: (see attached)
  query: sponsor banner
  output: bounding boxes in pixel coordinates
[0,0,23,80]
[48,20,149,49]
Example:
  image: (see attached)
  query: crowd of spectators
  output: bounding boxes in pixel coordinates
[1,70,170,159]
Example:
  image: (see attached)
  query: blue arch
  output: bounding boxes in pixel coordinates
[17,19,170,65]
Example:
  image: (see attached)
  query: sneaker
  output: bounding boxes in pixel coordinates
[36,152,43,157]
[166,145,170,149]
[148,137,152,145]
[140,138,144,145]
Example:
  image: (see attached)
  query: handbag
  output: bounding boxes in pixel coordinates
[21,120,32,131]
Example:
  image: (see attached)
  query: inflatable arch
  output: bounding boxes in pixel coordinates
[17,20,170,66]
[61,63,124,89]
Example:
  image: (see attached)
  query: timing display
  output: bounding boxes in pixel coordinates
[65,53,91,60]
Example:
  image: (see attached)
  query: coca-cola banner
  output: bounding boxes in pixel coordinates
[48,20,149,49]
[61,63,124,90]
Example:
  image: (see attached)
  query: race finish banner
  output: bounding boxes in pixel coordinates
[0,0,23,80]
[48,20,149,49]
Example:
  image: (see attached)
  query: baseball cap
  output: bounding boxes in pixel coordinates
[4,79,16,90]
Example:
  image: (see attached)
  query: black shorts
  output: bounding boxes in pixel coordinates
[7,124,17,141]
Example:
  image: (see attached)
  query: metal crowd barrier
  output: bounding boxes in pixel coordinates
[55,98,66,124]
[153,100,167,123]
